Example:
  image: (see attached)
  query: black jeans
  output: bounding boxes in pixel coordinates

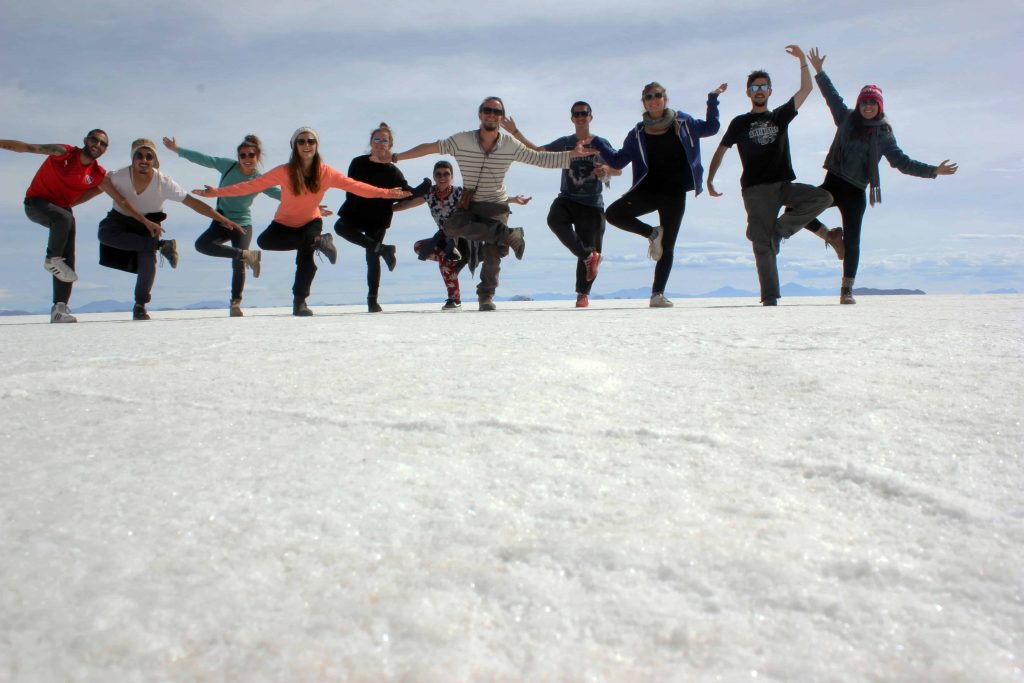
[257,219,322,302]
[805,172,867,280]
[97,211,161,305]
[24,197,76,304]
[335,217,387,299]
[195,220,253,300]
[546,197,605,295]
[605,189,685,295]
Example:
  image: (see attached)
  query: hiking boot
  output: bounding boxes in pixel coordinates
[442,299,462,310]
[507,227,526,260]
[240,249,261,278]
[647,225,664,261]
[443,240,462,262]
[158,239,179,268]
[50,302,77,323]
[376,243,397,272]
[840,288,856,305]
[133,303,150,320]
[410,178,432,198]
[478,296,497,311]
[826,227,845,261]
[230,298,243,317]
[293,300,314,316]
[43,257,78,283]
[368,297,383,313]
[584,251,602,282]
[762,297,779,307]
[649,293,674,308]
[316,233,338,264]
[576,294,590,308]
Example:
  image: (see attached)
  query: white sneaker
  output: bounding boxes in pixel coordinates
[647,226,664,261]
[649,293,674,308]
[50,302,77,323]
[44,257,78,283]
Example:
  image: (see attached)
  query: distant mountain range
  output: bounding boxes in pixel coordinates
[2,286,1019,316]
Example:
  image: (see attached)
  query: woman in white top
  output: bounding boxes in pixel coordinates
[98,139,240,320]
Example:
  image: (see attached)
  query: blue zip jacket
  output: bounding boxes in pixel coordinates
[591,93,720,196]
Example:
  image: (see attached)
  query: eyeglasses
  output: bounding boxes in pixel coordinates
[643,92,665,101]
[134,152,155,161]
[371,137,390,145]
[295,138,317,146]
[87,135,109,148]
[571,110,591,118]
[238,152,257,159]
[479,106,504,117]
[434,171,452,177]
[748,84,770,92]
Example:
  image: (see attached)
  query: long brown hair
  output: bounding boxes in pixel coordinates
[287,140,321,196]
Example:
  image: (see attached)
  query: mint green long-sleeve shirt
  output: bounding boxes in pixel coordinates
[177,147,282,226]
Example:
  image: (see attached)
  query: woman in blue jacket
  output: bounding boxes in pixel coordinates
[803,48,958,304]
[593,81,726,307]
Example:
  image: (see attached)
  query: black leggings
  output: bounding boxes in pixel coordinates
[605,189,685,295]
[195,220,253,300]
[335,217,387,299]
[805,172,867,280]
[257,219,322,302]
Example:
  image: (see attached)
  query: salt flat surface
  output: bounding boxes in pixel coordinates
[1,295,1021,682]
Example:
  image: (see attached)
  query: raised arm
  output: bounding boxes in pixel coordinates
[705,144,731,197]
[808,48,850,126]
[690,85,726,137]
[500,116,544,152]
[183,195,243,232]
[786,45,813,109]
[392,142,440,163]
[98,177,165,236]
[0,140,67,156]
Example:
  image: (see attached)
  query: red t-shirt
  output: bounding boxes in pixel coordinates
[25,145,107,209]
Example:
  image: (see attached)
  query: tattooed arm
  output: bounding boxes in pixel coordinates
[0,139,67,155]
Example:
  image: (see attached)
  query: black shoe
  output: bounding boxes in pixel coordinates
[443,240,462,262]
[409,178,431,198]
[762,298,778,307]
[376,243,397,272]
[368,297,383,313]
[132,303,150,320]
[293,300,314,316]
[507,228,525,260]
[442,299,462,310]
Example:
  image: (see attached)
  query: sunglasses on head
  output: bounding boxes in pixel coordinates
[87,135,109,148]
[479,106,504,116]
[295,138,317,146]
[643,92,665,101]
[134,151,154,161]
[748,84,770,92]
[238,151,257,159]
[571,110,591,118]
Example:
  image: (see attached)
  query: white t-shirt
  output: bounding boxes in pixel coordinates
[108,166,188,216]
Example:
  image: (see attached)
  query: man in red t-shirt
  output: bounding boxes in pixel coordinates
[1,130,161,322]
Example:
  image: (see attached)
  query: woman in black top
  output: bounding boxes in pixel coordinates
[335,123,426,312]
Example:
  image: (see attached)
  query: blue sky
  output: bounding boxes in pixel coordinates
[1,0,1020,310]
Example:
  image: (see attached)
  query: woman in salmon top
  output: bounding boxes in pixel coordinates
[194,126,410,316]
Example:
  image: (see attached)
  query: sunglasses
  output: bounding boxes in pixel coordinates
[371,137,390,145]
[643,92,665,101]
[748,84,770,92]
[479,106,504,116]
[571,110,591,118]
[434,171,452,177]
[295,138,317,146]
[133,151,155,161]
[238,151,257,159]
[87,135,109,148]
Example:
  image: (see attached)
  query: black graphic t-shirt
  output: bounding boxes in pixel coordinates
[720,97,798,189]
[543,134,611,208]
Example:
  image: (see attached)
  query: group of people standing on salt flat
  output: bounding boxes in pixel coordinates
[2,46,956,322]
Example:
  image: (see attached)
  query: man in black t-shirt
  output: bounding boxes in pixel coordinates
[706,45,832,306]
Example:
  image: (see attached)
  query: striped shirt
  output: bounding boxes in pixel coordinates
[436,130,572,203]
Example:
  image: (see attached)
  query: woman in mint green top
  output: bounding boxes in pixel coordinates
[162,134,279,316]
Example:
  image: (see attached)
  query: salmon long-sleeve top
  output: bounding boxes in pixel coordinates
[204,163,394,227]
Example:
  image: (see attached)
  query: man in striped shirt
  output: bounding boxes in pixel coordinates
[393,96,599,311]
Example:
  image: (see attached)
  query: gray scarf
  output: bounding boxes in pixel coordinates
[642,108,678,134]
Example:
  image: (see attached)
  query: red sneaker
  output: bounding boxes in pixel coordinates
[584,251,602,281]
[576,294,589,308]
